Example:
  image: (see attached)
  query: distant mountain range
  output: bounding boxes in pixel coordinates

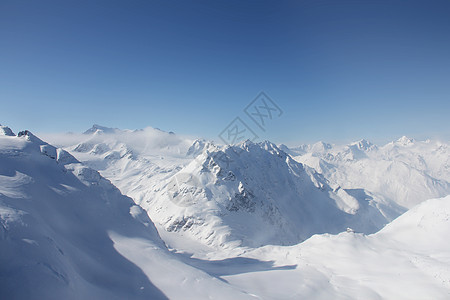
[2,124,449,299]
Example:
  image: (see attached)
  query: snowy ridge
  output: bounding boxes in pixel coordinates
[1,126,450,299]
[0,131,166,299]
[49,127,436,248]
[83,124,123,135]
[290,137,450,208]
[0,131,262,300]
[0,125,15,136]
[140,140,395,248]
[58,126,399,248]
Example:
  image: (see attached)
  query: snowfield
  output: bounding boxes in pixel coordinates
[223,195,450,299]
[287,137,450,209]
[1,125,450,299]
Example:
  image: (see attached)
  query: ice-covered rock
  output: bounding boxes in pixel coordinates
[0,125,15,136]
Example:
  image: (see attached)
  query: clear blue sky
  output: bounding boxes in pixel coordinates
[1,0,449,144]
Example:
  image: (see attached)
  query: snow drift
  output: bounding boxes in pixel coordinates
[0,130,167,299]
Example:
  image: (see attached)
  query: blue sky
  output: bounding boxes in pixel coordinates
[1,0,449,144]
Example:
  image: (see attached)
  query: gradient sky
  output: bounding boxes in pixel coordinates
[1,0,449,144]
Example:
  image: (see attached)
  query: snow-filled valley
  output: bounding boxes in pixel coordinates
[1,124,450,299]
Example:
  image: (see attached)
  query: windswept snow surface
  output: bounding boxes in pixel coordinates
[221,195,450,299]
[4,126,448,299]
[0,131,166,299]
[0,131,261,300]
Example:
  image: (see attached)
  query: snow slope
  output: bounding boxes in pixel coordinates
[219,195,450,299]
[2,125,450,299]
[289,137,450,209]
[0,130,167,299]
[0,129,261,300]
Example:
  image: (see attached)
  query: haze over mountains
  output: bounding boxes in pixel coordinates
[1,124,449,299]
[287,137,450,209]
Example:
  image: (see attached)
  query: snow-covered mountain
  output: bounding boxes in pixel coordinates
[2,125,450,299]
[289,137,450,209]
[49,126,404,249]
[0,129,166,299]
[83,124,123,135]
[0,129,263,300]
[143,140,400,248]
[0,124,15,136]
[45,127,449,248]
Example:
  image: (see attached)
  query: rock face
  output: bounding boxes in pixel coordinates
[0,125,15,136]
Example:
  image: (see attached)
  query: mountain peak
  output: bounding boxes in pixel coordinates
[350,139,376,151]
[396,136,415,146]
[310,141,332,152]
[186,139,216,157]
[0,125,15,136]
[17,130,45,144]
[83,124,118,135]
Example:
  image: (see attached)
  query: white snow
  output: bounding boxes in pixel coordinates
[290,137,450,209]
[53,129,397,248]
[2,126,450,299]
[218,196,450,299]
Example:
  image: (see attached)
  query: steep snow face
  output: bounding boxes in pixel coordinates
[227,195,450,299]
[140,140,394,248]
[291,137,450,209]
[0,132,168,299]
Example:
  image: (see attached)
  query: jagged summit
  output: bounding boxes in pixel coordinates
[0,124,15,136]
[143,140,390,248]
[350,139,376,151]
[14,130,78,165]
[17,130,47,143]
[83,124,120,135]
[186,139,216,157]
[396,135,415,146]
